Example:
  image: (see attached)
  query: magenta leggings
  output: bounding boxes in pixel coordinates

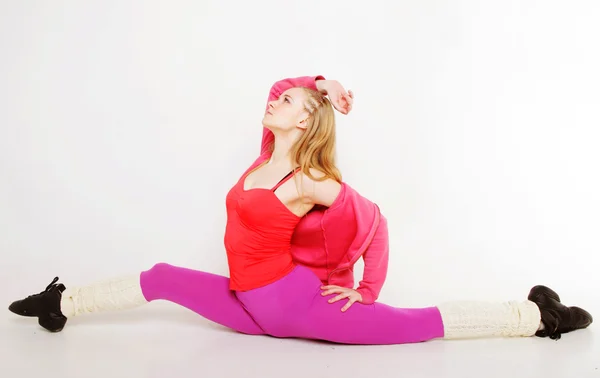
[140,263,444,345]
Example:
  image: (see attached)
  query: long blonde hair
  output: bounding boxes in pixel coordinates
[263,87,343,201]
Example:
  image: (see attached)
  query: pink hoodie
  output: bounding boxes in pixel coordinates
[250,75,390,304]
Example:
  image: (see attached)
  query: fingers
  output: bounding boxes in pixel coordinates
[341,90,353,114]
[335,98,350,114]
[326,89,354,115]
[328,292,351,304]
[327,291,357,311]
[320,285,343,297]
[321,285,361,311]
[341,298,356,312]
[345,91,353,106]
[321,285,348,300]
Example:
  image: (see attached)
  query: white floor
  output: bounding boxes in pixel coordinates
[2,300,598,378]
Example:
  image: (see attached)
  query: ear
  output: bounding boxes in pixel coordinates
[296,111,310,130]
[297,118,309,130]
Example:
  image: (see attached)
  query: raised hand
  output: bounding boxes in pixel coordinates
[316,79,354,115]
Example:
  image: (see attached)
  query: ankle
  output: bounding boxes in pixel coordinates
[59,289,75,317]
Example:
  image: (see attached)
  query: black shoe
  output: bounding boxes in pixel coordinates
[528,285,593,340]
[8,277,68,332]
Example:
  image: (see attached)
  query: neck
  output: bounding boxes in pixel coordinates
[268,129,300,166]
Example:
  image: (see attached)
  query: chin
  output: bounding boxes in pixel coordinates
[261,119,277,130]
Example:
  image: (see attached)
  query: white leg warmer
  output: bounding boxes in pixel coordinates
[60,274,148,317]
[437,300,541,339]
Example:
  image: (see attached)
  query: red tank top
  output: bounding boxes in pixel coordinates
[224,164,302,291]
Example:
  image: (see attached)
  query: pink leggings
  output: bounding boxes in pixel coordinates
[140,263,445,345]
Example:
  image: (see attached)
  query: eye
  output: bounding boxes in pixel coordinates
[284,97,290,103]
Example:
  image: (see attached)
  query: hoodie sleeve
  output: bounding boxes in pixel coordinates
[261,75,326,155]
[355,214,389,304]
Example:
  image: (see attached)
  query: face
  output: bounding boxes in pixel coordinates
[262,88,310,132]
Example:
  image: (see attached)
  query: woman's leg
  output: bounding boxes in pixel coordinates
[235,266,541,345]
[9,262,265,335]
[138,262,265,335]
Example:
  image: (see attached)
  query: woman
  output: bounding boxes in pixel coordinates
[8,75,593,344]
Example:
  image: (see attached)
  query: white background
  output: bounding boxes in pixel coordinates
[1,1,598,377]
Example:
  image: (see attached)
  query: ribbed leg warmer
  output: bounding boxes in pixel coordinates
[437,300,541,339]
[60,274,147,317]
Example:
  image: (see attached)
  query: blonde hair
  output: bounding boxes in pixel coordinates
[264,87,342,202]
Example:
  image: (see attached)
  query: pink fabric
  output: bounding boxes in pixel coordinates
[253,75,389,304]
[140,262,444,344]
[297,182,388,304]
[135,76,437,344]
[140,263,264,335]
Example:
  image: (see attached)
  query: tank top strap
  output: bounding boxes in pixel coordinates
[271,167,301,191]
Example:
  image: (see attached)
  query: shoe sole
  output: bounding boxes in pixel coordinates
[38,313,67,333]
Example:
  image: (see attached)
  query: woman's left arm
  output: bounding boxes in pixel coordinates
[309,176,389,307]
[354,215,389,304]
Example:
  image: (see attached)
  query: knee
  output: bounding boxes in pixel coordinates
[148,262,174,273]
[139,262,176,301]
[142,262,176,282]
